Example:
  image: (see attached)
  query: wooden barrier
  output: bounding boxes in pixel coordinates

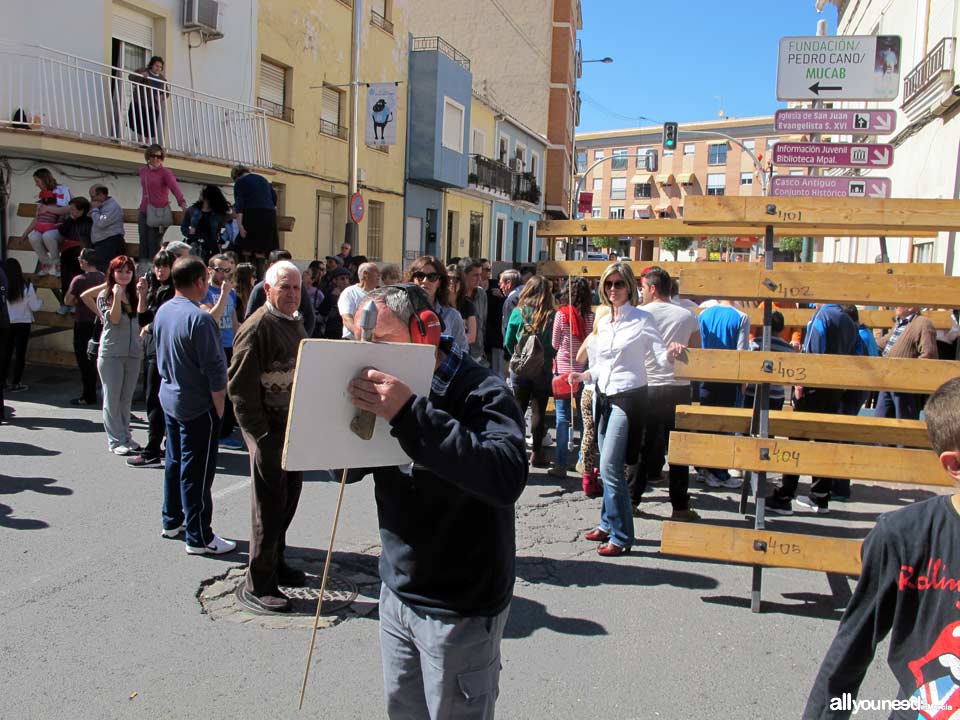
[8,235,141,259]
[674,405,931,448]
[674,349,960,394]
[15,203,296,232]
[538,260,946,278]
[536,217,939,238]
[661,522,863,576]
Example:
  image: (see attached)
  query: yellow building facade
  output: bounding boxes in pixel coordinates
[256,0,408,262]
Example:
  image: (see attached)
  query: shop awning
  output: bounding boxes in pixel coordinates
[630,204,653,218]
[655,200,673,212]
[630,172,654,185]
[676,172,696,185]
[656,173,675,185]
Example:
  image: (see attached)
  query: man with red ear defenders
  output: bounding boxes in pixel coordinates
[346,283,528,719]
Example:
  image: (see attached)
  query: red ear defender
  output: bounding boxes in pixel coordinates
[410,309,443,346]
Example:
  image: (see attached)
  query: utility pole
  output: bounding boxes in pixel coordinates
[800,18,828,263]
[345,0,363,247]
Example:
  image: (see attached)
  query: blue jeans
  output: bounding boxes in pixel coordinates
[597,404,635,549]
[162,408,221,548]
[553,384,583,467]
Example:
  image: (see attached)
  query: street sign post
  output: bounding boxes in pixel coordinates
[770,176,892,199]
[772,142,894,169]
[349,192,365,224]
[777,35,902,101]
[775,109,897,135]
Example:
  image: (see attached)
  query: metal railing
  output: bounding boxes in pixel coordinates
[0,42,271,167]
[320,118,348,140]
[512,172,541,204]
[411,37,471,71]
[903,37,956,106]
[371,9,394,33]
[257,96,294,124]
[469,154,513,195]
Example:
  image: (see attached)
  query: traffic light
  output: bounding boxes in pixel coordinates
[645,149,658,172]
[662,121,678,152]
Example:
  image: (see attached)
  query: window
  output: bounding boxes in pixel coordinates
[633,207,651,219]
[708,143,728,165]
[472,128,486,157]
[529,152,539,181]
[706,173,726,196]
[112,6,153,70]
[609,207,624,219]
[767,137,778,150]
[594,149,604,160]
[637,148,652,166]
[370,0,393,33]
[611,148,628,170]
[663,148,674,157]
[366,201,384,260]
[742,139,755,153]
[740,172,753,186]
[634,183,652,198]
[683,143,695,156]
[320,86,346,138]
[591,207,601,218]
[258,59,293,122]
[592,178,603,192]
[442,97,465,152]
[913,241,934,263]
[514,143,526,171]
[610,177,626,200]
[789,169,805,176]
[576,149,587,173]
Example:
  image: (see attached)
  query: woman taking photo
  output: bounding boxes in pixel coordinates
[568,263,681,557]
[504,275,556,468]
[407,256,467,350]
[96,256,147,456]
[180,185,230,262]
[446,264,477,346]
[550,277,595,478]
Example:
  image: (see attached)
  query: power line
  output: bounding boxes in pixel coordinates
[579,92,660,126]
[488,0,550,67]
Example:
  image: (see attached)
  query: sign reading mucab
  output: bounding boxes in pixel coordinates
[777,35,902,101]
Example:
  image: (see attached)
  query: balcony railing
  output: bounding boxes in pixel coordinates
[513,172,541,205]
[257,96,294,124]
[371,9,394,33]
[0,42,271,167]
[469,154,513,195]
[411,37,471,71]
[319,118,348,140]
[903,37,956,107]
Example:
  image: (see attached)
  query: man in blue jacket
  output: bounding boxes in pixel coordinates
[346,284,528,720]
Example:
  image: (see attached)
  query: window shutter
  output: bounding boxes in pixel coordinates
[259,61,285,106]
[442,101,463,152]
[472,129,484,157]
[370,0,386,16]
[322,88,341,126]
[112,11,154,50]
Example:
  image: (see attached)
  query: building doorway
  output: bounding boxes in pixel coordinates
[316,195,335,259]
[469,212,483,259]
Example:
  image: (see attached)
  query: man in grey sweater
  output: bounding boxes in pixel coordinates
[88,185,126,271]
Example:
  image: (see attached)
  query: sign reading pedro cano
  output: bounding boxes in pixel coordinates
[777,35,902,101]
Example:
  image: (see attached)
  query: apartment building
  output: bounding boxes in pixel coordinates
[405,0,580,221]
[575,116,807,260]
[817,0,960,272]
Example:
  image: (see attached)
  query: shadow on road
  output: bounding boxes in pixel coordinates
[0,474,73,530]
[9,416,103,433]
[0,502,48,530]
[702,592,846,621]
[505,594,607,639]
[0,441,60,457]
[515,554,719,592]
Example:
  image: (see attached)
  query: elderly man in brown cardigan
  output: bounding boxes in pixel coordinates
[876,304,938,420]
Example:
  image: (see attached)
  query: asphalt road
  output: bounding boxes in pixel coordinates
[1,365,926,719]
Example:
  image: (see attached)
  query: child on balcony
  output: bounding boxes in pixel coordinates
[21,168,71,277]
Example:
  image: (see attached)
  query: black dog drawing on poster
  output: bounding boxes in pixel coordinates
[371,98,393,140]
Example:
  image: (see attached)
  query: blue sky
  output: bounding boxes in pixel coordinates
[577,1,839,132]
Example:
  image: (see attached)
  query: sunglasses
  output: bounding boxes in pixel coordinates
[212,266,233,275]
[604,280,627,290]
[412,271,441,282]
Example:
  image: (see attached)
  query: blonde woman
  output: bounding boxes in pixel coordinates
[569,263,683,557]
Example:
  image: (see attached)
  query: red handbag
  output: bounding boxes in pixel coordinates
[552,371,580,400]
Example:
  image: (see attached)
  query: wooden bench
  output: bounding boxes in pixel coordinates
[14,203,296,232]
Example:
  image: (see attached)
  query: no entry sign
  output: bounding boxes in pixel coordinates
[777,35,902,101]
[772,142,894,169]
[775,109,897,135]
[771,176,892,199]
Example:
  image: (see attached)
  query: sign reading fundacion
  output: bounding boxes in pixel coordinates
[777,35,902,101]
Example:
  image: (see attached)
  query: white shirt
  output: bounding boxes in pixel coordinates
[643,300,700,387]
[585,304,671,396]
[671,296,699,314]
[337,284,369,338]
[7,283,42,324]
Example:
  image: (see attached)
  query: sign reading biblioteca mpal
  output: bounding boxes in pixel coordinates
[777,35,902,101]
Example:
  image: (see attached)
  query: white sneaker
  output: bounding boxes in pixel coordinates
[796,495,830,514]
[112,445,134,456]
[728,468,743,479]
[185,535,237,555]
[160,524,185,538]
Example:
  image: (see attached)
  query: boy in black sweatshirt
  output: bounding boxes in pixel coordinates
[805,377,960,719]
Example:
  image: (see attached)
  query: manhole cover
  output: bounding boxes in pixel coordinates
[235,573,359,616]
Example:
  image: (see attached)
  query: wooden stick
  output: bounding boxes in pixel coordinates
[298,466,351,709]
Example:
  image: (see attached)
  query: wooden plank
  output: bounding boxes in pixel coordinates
[25,348,76,367]
[23,274,61,290]
[674,405,932,448]
[537,260,944,278]
[690,305,953,331]
[17,203,296,232]
[684,196,960,232]
[32,311,74,329]
[535,218,939,238]
[667,432,950,486]
[7,236,141,258]
[660,521,863,575]
[674,349,959,394]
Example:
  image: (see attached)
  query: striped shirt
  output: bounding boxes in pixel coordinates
[552,309,595,374]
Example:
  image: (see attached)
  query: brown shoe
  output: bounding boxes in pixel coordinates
[671,508,701,522]
[584,528,610,542]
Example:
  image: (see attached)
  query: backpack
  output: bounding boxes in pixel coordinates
[509,314,545,379]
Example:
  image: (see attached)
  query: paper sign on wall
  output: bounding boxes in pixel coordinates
[283,339,435,471]
[365,82,398,147]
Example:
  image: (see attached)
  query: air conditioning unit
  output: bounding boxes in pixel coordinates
[183,0,223,37]
[513,158,524,172]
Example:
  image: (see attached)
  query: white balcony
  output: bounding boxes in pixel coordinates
[0,42,270,168]
[902,37,958,121]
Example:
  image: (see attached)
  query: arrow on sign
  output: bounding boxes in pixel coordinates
[809,82,843,95]
[873,114,892,132]
[871,148,890,165]
[867,182,888,198]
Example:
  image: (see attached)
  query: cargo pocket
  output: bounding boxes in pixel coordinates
[456,657,500,704]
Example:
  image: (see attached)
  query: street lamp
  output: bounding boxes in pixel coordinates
[582,57,613,64]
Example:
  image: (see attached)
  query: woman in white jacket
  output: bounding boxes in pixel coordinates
[569,262,684,557]
[1,258,43,392]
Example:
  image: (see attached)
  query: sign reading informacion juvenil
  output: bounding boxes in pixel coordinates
[772,142,894,169]
[775,109,897,135]
[770,176,892,199]
[777,35,902,101]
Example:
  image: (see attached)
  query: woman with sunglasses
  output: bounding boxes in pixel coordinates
[568,262,683,557]
[138,144,186,269]
[446,264,477,346]
[406,256,466,350]
[96,256,148,456]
